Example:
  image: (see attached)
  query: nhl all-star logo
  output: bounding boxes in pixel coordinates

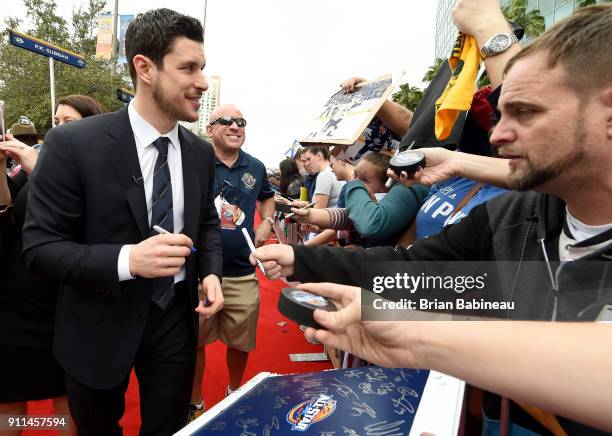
[242,172,256,190]
[286,394,336,432]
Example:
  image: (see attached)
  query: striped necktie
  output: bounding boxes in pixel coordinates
[151,136,174,308]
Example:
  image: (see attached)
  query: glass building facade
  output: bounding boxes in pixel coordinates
[196,75,221,135]
[435,0,457,60]
[180,75,221,137]
[434,0,588,60]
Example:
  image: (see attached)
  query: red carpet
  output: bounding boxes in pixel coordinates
[25,218,332,435]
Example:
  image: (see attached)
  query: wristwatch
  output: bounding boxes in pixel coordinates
[480,32,519,59]
[265,216,275,226]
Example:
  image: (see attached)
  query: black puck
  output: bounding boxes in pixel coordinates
[389,150,426,176]
[278,288,337,329]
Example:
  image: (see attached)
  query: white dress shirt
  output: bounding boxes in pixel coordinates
[117,102,185,282]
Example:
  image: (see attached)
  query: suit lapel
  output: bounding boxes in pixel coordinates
[179,127,200,242]
[105,108,150,240]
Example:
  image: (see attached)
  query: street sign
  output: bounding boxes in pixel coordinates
[9,30,86,69]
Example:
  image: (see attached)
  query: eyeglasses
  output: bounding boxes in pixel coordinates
[210,115,247,128]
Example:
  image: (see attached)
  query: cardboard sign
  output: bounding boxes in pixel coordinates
[300,76,394,146]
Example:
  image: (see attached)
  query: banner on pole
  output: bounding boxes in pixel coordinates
[95,12,113,60]
[9,30,85,69]
[283,140,302,159]
[117,15,134,64]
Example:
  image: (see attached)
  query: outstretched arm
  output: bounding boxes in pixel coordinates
[301,282,612,434]
[388,147,511,189]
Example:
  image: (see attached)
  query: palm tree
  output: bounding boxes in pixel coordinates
[422,58,445,83]
[501,0,545,39]
[392,83,424,112]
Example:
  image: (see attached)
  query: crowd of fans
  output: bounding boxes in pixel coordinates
[259,1,612,435]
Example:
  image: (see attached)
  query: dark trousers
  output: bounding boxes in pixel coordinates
[66,284,196,436]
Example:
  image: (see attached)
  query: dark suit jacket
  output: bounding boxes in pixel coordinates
[22,107,223,389]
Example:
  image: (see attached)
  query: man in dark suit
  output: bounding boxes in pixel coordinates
[22,9,223,435]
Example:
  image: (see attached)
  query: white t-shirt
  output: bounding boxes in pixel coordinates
[314,166,345,207]
[559,207,612,261]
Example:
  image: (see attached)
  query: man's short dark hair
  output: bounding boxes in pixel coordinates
[125,8,203,88]
[305,146,330,161]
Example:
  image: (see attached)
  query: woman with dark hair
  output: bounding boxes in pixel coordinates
[279,157,302,199]
[0,95,108,435]
[54,95,109,125]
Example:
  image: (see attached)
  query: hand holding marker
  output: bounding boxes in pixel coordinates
[285,201,317,220]
[242,227,266,275]
[152,225,197,253]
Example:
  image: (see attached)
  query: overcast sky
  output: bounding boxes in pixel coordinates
[1,0,438,167]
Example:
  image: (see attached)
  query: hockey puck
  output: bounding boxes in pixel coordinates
[389,150,426,176]
[278,288,337,329]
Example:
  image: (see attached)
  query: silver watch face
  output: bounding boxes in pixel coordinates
[488,34,512,53]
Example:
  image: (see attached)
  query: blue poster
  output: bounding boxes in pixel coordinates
[118,15,134,65]
[9,30,85,69]
[188,367,430,435]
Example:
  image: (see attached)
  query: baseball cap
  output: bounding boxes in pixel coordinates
[10,116,36,136]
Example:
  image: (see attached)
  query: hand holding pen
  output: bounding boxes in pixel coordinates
[153,225,197,253]
[242,227,266,275]
[285,201,317,220]
[128,226,194,279]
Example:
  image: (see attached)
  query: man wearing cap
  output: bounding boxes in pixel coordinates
[189,103,275,419]
[9,116,38,146]
[6,116,38,175]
